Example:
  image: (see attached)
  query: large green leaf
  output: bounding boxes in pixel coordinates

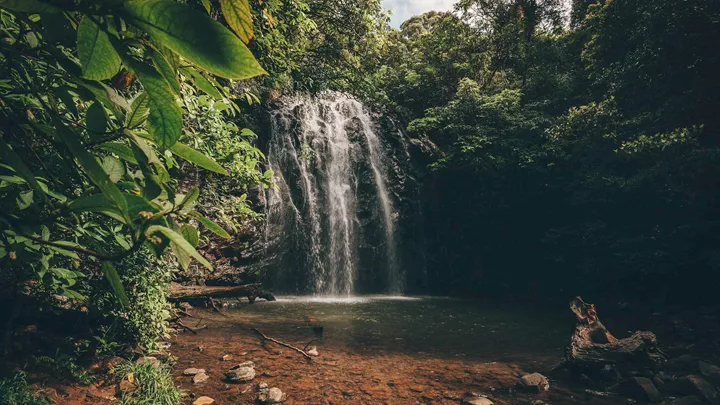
[125,92,150,128]
[54,121,129,220]
[189,211,231,239]
[0,0,60,12]
[0,140,48,203]
[127,61,182,149]
[68,193,125,222]
[77,16,122,81]
[122,0,265,80]
[219,0,253,44]
[146,225,212,270]
[102,262,130,309]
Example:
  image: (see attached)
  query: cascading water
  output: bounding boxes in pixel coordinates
[264,92,406,295]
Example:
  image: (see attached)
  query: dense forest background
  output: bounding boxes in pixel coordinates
[0,0,719,385]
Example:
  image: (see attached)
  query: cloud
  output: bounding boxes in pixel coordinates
[383,0,457,28]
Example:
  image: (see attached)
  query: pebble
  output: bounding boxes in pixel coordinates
[193,372,210,384]
[183,368,204,376]
[192,396,214,405]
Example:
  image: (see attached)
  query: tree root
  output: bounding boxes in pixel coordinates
[251,328,313,362]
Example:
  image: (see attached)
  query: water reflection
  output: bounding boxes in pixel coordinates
[221,296,571,367]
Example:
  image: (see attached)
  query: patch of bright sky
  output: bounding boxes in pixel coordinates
[382,0,457,28]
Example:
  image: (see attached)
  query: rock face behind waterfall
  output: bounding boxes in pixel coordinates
[261,92,424,295]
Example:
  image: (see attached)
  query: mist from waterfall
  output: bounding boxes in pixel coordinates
[264,92,403,295]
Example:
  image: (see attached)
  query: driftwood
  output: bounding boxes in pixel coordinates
[169,283,275,302]
[559,296,666,380]
[251,328,313,362]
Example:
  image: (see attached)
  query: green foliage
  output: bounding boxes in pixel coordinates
[114,360,183,405]
[0,372,49,405]
[31,355,95,385]
[0,0,263,315]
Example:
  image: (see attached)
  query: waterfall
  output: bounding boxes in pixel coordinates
[264,92,403,295]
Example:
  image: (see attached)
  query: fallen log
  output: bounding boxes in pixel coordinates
[558,296,666,380]
[169,283,274,302]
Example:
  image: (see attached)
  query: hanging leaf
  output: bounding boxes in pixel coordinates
[101,156,125,183]
[98,142,138,164]
[54,86,78,117]
[126,61,183,149]
[126,92,150,128]
[189,211,231,239]
[181,67,223,99]
[55,121,129,220]
[146,225,212,270]
[180,224,199,247]
[77,16,122,80]
[102,262,130,309]
[178,187,199,213]
[86,102,108,138]
[219,0,254,44]
[122,0,266,80]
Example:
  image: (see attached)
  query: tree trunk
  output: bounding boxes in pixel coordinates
[560,296,666,380]
[168,283,275,302]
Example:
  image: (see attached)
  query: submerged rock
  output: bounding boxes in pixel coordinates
[225,361,256,382]
[519,373,550,393]
[661,397,705,405]
[699,361,720,386]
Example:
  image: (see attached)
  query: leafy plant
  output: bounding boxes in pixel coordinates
[0,372,49,405]
[113,360,183,405]
[0,0,262,311]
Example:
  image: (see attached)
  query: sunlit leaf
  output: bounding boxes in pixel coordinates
[150,47,181,95]
[98,142,138,164]
[219,0,253,44]
[122,0,266,80]
[77,16,122,80]
[16,190,33,210]
[180,224,199,247]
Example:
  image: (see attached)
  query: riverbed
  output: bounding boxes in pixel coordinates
[170,296,619,404]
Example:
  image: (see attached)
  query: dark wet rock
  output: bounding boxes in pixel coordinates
[225,361,256,382]
[667,356,700,374]
[609,377,662,403]
[667,375,719,404]
[518,373,550,393]
[258,387,286,404]
[661,397,705,405]
[698,362,720,386]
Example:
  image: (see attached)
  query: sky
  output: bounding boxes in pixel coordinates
[382,0,457,28]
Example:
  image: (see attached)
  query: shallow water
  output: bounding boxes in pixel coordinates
[221,295,573,367]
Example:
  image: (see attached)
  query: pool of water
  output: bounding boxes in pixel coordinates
[219,295,574,367]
